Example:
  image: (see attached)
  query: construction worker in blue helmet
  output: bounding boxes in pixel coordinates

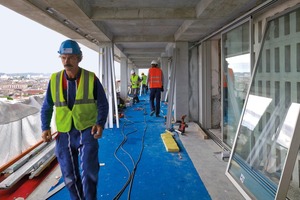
[41,39,108,200]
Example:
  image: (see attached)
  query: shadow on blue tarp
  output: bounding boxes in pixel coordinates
[47,95,211,200]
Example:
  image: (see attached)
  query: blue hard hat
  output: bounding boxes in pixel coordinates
[58,39,82,55]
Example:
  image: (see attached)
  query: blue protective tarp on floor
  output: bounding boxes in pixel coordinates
[47,95,211,200]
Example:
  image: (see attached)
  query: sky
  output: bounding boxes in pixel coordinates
[226,54,251,73]
[0,5,121,78]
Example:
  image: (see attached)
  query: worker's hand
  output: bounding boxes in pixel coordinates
[42,130,52,142]
[161,86,164,92]
[91,125,104,139]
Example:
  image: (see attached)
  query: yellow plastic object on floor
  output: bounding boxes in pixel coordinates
[161,132,180,152]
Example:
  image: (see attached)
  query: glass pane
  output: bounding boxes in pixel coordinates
[227,7,300,200]
[222,22,251,147]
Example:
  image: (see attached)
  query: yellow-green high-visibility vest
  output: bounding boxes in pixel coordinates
[142,75,147,84]
[130,75,139,88]
[50,69,97,132]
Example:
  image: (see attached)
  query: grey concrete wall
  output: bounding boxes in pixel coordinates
[211,40,221,129]
[174,42,189,121]
[188,46,199,122]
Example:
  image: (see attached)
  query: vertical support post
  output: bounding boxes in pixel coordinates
[161,56,168,101]
[199,41,212,128]
[109,46,119,128]
[174,42,189,122]
[120,57,128,100]
[98,47,103,83]
[98,46,109,128]
[166,48,178,130]
[99,44,119,128]
[164,60,171,102]
[105,46,114,128]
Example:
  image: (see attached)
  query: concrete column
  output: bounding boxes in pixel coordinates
[98,44,116,128]
[199,41,212,129]
[174,42,189,121]
[120,57,128,100]
[211,40,221,129]
[161,56,168,101]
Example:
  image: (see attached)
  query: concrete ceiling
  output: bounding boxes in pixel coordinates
[0,0,266,68]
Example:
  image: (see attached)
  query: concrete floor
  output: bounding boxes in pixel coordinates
[177,123,244,200]
[27,122,244,200]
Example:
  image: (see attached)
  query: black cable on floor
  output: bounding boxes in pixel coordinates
[113,100,148,200]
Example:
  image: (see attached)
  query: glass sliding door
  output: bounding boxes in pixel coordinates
[222,21,251,148]
[226,6,300,200]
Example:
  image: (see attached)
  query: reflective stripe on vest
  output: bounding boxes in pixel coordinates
[50,69,97,132]
[149,67,162,88]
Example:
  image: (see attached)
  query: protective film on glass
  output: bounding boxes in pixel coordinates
[226,7,300,200]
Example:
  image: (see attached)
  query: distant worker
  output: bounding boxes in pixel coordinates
[147,60,164,117]
[41,39,109,200]
[223,64,234,124]
[141,72,148,94]
[130,69,141,103]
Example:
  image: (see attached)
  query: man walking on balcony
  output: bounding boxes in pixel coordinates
[147,60,164,117]
[141,72,148,94]
[130,69,141,103]
[41,39,108,200]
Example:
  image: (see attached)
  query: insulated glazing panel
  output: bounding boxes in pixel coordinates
[226,6,300,200]
[222,21,251,148]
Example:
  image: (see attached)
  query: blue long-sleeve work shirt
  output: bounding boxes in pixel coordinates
[41,69,109,132]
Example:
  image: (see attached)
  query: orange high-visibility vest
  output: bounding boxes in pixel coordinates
[223,68,234,88]
[148,67,163,88]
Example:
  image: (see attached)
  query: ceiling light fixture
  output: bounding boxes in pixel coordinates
[46,7,54,14]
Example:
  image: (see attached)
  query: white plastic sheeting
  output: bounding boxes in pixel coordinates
[0,96,45,167]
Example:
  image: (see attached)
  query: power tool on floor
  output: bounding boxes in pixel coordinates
[178,115,188,134]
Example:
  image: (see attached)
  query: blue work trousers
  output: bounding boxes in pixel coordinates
[55,127,99,200]
[149,88,161,116]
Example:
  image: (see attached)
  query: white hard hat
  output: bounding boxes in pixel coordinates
[151,60,158,65]
[131,69,135,74]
